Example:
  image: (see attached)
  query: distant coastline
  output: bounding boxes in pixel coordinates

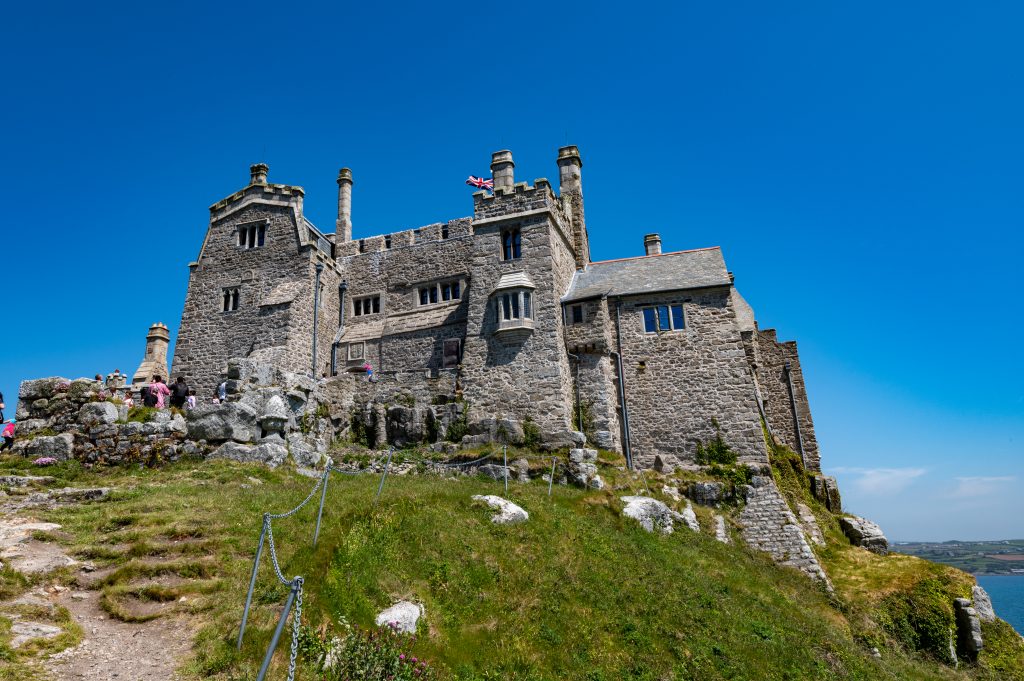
[892,539,1024,575]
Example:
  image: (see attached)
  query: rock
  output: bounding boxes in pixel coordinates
[972,585,996,623]
[0,475,56,487]
[18,377,64,402]
[209,441,288,467]
[714,514,730,543]
[620,496,686,535]
[10,620,62,648]
[186,402,257,443]
[838,515,888,555]
[542,429,585,451]
[796,503,825,546]
[689,481,724,506]
[472,495,529,524]
[810,475,842,513]
[16,419,50,435]
[168,414,187,435]
[15,433,75,461]
[286,433,327,468]
[375,600,423,634]
[386,405,424,447]
[653,455,674,474]
[592,430,615,449]
[477,464,511,482]
[954,597,984,658]
[565,449,601,488]
[662,485,682,502]
[680,501,700,532]
[510,458,531,483]
[49,487,110,502]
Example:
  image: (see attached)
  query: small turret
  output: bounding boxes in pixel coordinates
[250,163,269,185]
[644,233,662,256]
[132,323,171,385]
[557,145,583,194]
[491,150,515,192]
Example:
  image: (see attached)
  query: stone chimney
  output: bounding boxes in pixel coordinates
[644,233,662,256]
[336,167,353,241]
[491,150,515,192]
[250,163,269,185]
[557,145,583,194]
[132,323,171,385]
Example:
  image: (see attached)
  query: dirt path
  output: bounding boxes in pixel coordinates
[0,481,195,680]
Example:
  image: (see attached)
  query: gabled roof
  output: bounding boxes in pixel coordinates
[562,247,731,302]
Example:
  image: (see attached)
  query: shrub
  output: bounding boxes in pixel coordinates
[445,405,468,443]
[522,415,542,449]
[301,618,437,681]
[694,421,738,466]
[126,407,158,423]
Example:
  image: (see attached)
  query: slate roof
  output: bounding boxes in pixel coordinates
[562,247,731,302]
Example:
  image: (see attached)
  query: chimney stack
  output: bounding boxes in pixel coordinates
[490,150,515,191]
[336,168,353,241]
[250,163,269,185]
[644,233,662,256]
[556,145,583,194]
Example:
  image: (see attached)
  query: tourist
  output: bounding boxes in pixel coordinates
[123,390,135,409]
[1,420,14,452]
[217,378,227,402]
[186,389,196,410]
[0,390,5,421]
[169,376,189,409]
[148,375,171,409]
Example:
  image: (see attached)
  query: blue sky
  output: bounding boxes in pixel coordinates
[1,2,1021,540]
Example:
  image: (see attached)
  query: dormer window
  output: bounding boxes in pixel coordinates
[501,229,522,260]
[491,271,535,333]
[238,222,266,249]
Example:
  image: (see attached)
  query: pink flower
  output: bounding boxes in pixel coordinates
[33,457,58,466]
[399,654,405,660]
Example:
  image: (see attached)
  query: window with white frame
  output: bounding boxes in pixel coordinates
[237,222,266,249]
[222,288,240,312]
[353,295,380,316]
[418,280,461,306]
[496,289,533,330]
[642,304,685,333]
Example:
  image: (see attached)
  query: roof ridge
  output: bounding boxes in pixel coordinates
[588,246,721,267]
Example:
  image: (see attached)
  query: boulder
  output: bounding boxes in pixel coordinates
[838,515,888,554]
[16,419,50,435]
[209,441,288,467]
[386,405,424,447]
[14,434,75,461]
[565,448,603,489]
[689,481,725,506]
[972,585,996,623]
[287,433,327,468]
[10,620,62,649]
[810,474,842,513]
[954,597,984,658]
[591,430,615,450]
[477,464,511,482]
[714,515,730,543]
[620,496,686,535]
[18,377,64,402]
[186,402,257,443]
[375,601,423,634]
[472,495,529,524]
[680,501,700,532]
[796,503,825,546]
[653,455,675,474]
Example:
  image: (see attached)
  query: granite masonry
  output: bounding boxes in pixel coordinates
[170,146,820,469]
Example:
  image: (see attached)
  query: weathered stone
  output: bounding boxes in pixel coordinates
[810,474,842,513]
[477,464,511,482]
[972,585,996,623]
[286,433,327,468]
[15,419,49,435]
[472,494,529,524]
[689,481,724,506]
[796,503,825,546]
[18,377,64,402]
[375,601,423,634]
[714,514,730,543]
[9,620,62,648]
[838,515,888,555]
[78,401,118,428]
[14,434,75,461]
[0,475,56,487]
[680,500,700,532]
[620,496,686,535]
[209,441,288,467]
[186,402,257,443]
[653,455,675,474]
[954,597,983,658]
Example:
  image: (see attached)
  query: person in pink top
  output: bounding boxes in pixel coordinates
[149,375,171,409]
[1,420,14,451]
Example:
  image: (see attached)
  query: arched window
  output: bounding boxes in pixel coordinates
[501,228,522,260]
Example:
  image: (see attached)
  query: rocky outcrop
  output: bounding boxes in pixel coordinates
[186,403,257,443]
[472,495,529,525]
[972,585,996,623]
[810,474,842,513]
[13,434,75,461]
[714,514,730,543]
[689,481,725,506]
[564,448,604,490]
[375,601,423,634]
[796,503,825,546]
[838,515,888,555]
[209,441,288,468]
[738,477,832,587]
[954,597,983,660]
[621,496,694,535]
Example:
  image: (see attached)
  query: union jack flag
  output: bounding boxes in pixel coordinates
[466,175,494,190]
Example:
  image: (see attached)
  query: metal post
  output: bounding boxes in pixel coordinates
[255,581,298,681]
[548,458,556,497]
[503,445,508,494]
[312,263,324,378]
[373,448,394,507]
[237,519,268,649]
[313,468,329,547]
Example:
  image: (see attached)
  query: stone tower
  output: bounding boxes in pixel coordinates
[132,323,170,385]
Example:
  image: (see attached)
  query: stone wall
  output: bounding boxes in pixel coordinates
[612,287,767,468]
[742,328,821,472]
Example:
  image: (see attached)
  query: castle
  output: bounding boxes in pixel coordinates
[172,147,820,471]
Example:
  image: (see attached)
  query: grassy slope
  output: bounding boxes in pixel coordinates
[0,452,1019,680]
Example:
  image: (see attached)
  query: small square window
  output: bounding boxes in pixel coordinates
[571,305,583,324]
[354,295,380,316]
[643,303,685,332]
[442,338,461,368]
[643,308,657,333]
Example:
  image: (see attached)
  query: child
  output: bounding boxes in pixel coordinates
[186,389,197,410]
[123,390,135,409]
[1,420,15,452]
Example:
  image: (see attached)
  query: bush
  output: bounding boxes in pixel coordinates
[522,416,542,449]
[445,405,468,443]
[126,407,158,423]
[695,421,737,465]
[301,618,437,681]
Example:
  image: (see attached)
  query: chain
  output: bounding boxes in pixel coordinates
[268,470,326,520]
[263,515,292,586]
[288,577,304,681]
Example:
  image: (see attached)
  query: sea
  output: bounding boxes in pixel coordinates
[977,575,1024,635]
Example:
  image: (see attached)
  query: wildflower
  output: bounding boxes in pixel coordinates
[33,457,58,466]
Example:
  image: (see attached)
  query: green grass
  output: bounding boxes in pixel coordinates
[0,451,1020,680]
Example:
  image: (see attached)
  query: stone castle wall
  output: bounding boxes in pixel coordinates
[613,287,767,468]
